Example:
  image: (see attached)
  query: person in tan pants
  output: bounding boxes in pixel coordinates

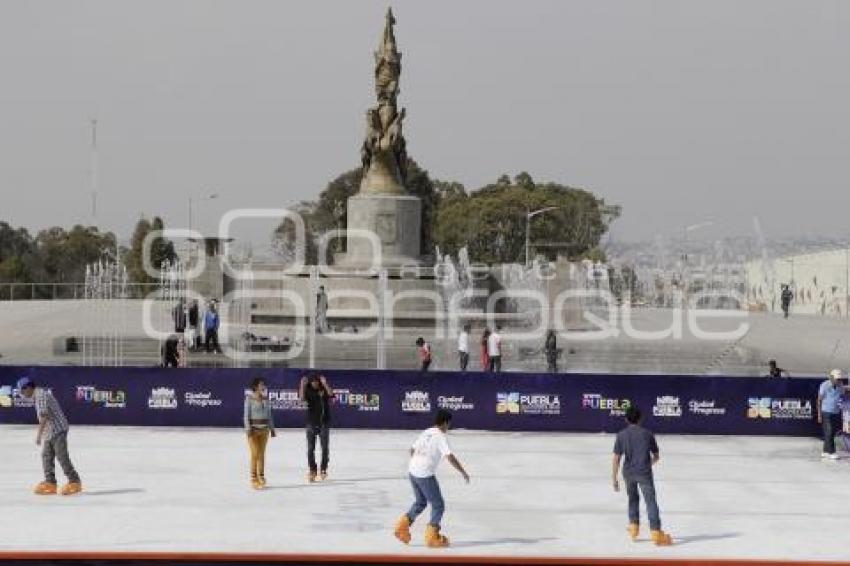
[244,377,276,489]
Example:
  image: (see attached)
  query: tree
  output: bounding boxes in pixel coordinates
[514,171,534,188]
[125,216,176,284]
[434,175,619,264]
[35,225,117,283]
[433,179,467,202]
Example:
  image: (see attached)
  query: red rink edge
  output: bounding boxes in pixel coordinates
[0,553,847,566]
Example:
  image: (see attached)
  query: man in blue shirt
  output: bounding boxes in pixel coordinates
[818,369,849,459]
[612,405,673,546]
[204,301,222,354]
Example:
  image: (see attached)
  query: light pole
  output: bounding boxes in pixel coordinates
[681,221,713,309]
[525,206,560,267]
[188,192,219,246]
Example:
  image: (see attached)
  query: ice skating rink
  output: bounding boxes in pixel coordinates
[1,425,847,562]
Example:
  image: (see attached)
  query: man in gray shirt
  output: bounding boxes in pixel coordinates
[612,405,672,546]
[18,377,82,496]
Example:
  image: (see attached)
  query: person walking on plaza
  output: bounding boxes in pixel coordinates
[545,329,558,373]
[817,369,849,460]
[480,328,491,371]
[487,325,502,372]
[612,405,672,546]
[416,337,432,371]
[244,377,276,489]
[204,301,222,354]
[394,409,470,548]
[457,324,470,371]
[781,284,793,319]
[299,373,334,482]
[17,377,82,496]
[187,299,200,350]
[316,285,329,334]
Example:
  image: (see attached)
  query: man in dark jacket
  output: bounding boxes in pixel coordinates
[173,299,187,333]
[299,373,334,482]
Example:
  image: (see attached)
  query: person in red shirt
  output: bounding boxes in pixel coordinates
[415,337,432,371]
[480,328,491,371]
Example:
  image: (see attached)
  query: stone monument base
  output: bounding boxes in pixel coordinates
[336,194,423,269]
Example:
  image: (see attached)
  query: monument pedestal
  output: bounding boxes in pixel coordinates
[337,194,422,269]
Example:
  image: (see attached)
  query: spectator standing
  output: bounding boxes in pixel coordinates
[187,299,200,350]
[416,337,432,371]
[480,328,491,371]
[173,298,187,334]
[487,326,502,372]
[161,334,179,368]
[545,330,558,373]
[204,302,222,354]
[817,369,849,460]
[781,285,793,319]
[457,324,470,371]
[766,360,789,378]
[316,285,329,334]
[176,336,188,368]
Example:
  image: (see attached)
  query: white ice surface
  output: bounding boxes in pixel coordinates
[1,425,848,560]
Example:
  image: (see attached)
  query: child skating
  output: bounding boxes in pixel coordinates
[17,377,82,496]
[394,409,470,548]
[612,405,673,546]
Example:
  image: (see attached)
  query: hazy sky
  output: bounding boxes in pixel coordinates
[1,0,848,249]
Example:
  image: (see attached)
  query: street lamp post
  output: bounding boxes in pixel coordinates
[188,192,219,238]
[525,207,560,267]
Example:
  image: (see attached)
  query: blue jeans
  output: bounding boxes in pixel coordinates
[407,474,445,527]
[625,474,661,531]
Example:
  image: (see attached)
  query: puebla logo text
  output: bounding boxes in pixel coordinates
[581,393,631,416]
[76,385,126,408]
[497,392,561,415]
[148,387,178,410]
[402,391,431,413]
[747,397,812,420]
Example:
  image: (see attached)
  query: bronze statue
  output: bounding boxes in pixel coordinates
[359,8,408,196]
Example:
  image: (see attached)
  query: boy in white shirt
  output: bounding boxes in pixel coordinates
[457,324,470,371]
[394,409,470,548]
[487,325,502,372]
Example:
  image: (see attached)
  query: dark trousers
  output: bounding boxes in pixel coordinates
[823,412,842,454]
[626,475,661,531]
[306,424,330,472]
[205,329,221,353]
[42,431,80,484]
[421,360,431,372]
[547,352,557,372]
[459,351,469,371]
[489,355,501,372]
[407,474,445,527]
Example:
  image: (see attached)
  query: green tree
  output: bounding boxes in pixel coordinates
[35,225,117,283]
[434,176,619,264]
[125,216,176,284]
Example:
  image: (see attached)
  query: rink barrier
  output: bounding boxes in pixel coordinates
[0,552,849,566]
[0,366,824,436]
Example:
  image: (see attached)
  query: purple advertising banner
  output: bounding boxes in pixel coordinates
[0,366,823,436]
